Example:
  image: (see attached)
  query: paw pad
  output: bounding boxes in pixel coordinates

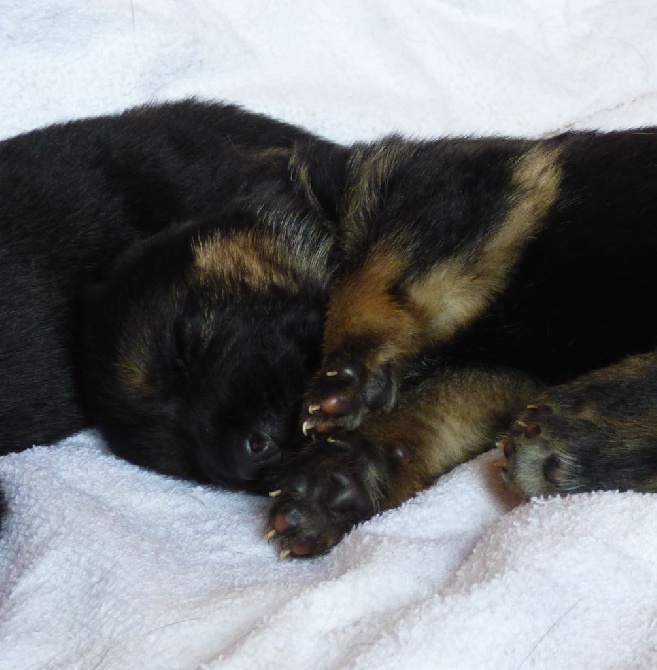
[266,439,378,558]
[542,454,563,486]
[302,356,396,434]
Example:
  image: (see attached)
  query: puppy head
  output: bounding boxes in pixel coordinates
[80,206,331,492]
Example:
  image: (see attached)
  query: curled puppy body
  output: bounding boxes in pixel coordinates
[4,99,656,555]
[271,129,657,557]
[0,99,343,525]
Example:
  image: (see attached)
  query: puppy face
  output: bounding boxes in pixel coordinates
[79,209,330,492]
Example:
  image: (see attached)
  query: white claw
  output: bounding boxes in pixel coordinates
[279,549,291,560]
[325,370,338,377]
[327,437,337,444]
[302,420,314,436]
[527,404,540,409]
[268,489,282,497]
[308,404,321,415]
[495,441,505,449]
[264,529,277,540]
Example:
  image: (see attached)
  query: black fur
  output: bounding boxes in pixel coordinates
[78,210,329,491]
[0,99,335,504]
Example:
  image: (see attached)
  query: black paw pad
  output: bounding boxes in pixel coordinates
[326,469,370,513]
[362,362,394,410]
[267,440,379,558]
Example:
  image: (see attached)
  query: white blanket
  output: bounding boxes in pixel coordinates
[2,2,657,668]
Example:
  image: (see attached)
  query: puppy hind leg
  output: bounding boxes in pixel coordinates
[273,366,539,557]
[502,350,657,497]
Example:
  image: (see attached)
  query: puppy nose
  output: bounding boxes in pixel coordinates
[235,431,281,480]
[248,431,274,455]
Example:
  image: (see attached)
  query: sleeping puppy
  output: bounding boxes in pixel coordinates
[0,99,340,516]
[266,131,657,557]
[3,101,657,558]
[72,118,657,558]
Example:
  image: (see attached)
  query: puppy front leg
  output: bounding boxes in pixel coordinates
[302,246,429,435]
[300,142,561,437]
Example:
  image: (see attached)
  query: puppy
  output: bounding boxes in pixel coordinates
[0,99,340,519]
[4,101,657,561]
[266,131,657,557]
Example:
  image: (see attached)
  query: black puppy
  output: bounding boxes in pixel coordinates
[73,119,657,558]
[0,100,337,508]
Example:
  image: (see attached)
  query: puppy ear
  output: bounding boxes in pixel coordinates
[338,136,409,224]
[290,140,350,223]
[299,136,411,255]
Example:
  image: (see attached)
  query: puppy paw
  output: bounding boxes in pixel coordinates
[266,436,379,558]
[301,353,396,435]
[500,393,657,497]
[498,401,578,496]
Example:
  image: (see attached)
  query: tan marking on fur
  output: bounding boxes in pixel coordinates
[322,247,420,361]
[360,368,540,508]
[323,144,561,368]
[192,229,301,292]
[115,336,150,393]
[241,146,292,163]
[340,137,412,251]
[116,354,147,392]
[115,285,187,396]
[407,144,562,343]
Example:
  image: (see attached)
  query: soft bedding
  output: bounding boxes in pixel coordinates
[2,2,657,668]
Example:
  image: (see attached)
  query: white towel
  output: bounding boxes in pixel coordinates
[2,1,657,668]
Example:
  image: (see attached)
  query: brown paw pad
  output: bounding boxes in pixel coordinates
[303,358,395,434]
